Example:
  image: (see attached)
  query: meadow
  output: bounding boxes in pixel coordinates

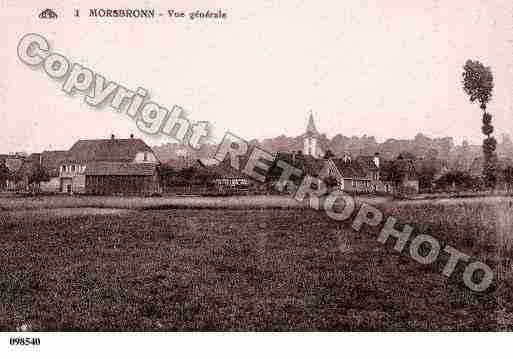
[0,195,511,330]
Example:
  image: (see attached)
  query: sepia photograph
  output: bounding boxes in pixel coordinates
[1,0,512,356]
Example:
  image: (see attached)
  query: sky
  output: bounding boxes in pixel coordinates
[1,0,512,154]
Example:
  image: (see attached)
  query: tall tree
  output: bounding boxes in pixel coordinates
[384,161,406,190]
[417,165,437,191]
[28,165,50,192]
[0,162,11,190]
[462,60,496,188]
[504,166,513,193]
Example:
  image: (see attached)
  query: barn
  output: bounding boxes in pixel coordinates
[84,162,160,195]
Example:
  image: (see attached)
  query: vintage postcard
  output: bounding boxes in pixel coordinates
[1,0,512,356]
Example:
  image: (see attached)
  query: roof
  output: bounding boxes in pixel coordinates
[330,158,368,178]
[84,162,158,176]
[41,150,68,176]
[274,153,325,177]
[66,138,153,163]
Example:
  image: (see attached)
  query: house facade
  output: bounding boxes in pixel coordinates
[84,163,160,195]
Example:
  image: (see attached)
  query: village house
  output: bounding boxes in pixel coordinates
[269,151,387,194]
[326,153,384,193]
[59,134,161,195]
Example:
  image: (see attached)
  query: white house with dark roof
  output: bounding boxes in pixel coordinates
[59,134,160,194]
[325,154,379,192]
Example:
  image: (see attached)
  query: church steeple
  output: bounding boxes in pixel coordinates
[304,111,321,157]
[305,111,319,136]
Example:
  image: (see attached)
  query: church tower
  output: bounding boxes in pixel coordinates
[303,111,321,158]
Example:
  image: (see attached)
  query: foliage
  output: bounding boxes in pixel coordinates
[426,148,439,161]
[417,165,437,190]
[160,165,218,187]
[323,149,335,159]
[0,162,11,181]
[28,166,50,185]
[383,161,406,188]
[398,152,417,160]
[504,166,513,192]
[462,60,494,105]
[400,185,418,197]
[434,170,478,190]
[323,175,338,188]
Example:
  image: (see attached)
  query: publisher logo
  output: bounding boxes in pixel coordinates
[38,9,58,19]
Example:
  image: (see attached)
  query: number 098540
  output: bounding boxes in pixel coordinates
[9,337,40,346]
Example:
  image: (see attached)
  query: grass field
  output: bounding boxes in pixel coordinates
[0,195,512,330]
[0,194,392,211]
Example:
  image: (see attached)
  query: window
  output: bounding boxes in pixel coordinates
[71,165,76,172]
[61,165,66,172]
[143,152,148,161]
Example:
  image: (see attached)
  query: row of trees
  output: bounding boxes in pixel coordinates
[0,162,50,191]
[159,165,219,189]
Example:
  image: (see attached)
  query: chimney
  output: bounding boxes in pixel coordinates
[373,152,380,168]
[111,134,115,140]
[130,134,134,139]
[292,151,296,163]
